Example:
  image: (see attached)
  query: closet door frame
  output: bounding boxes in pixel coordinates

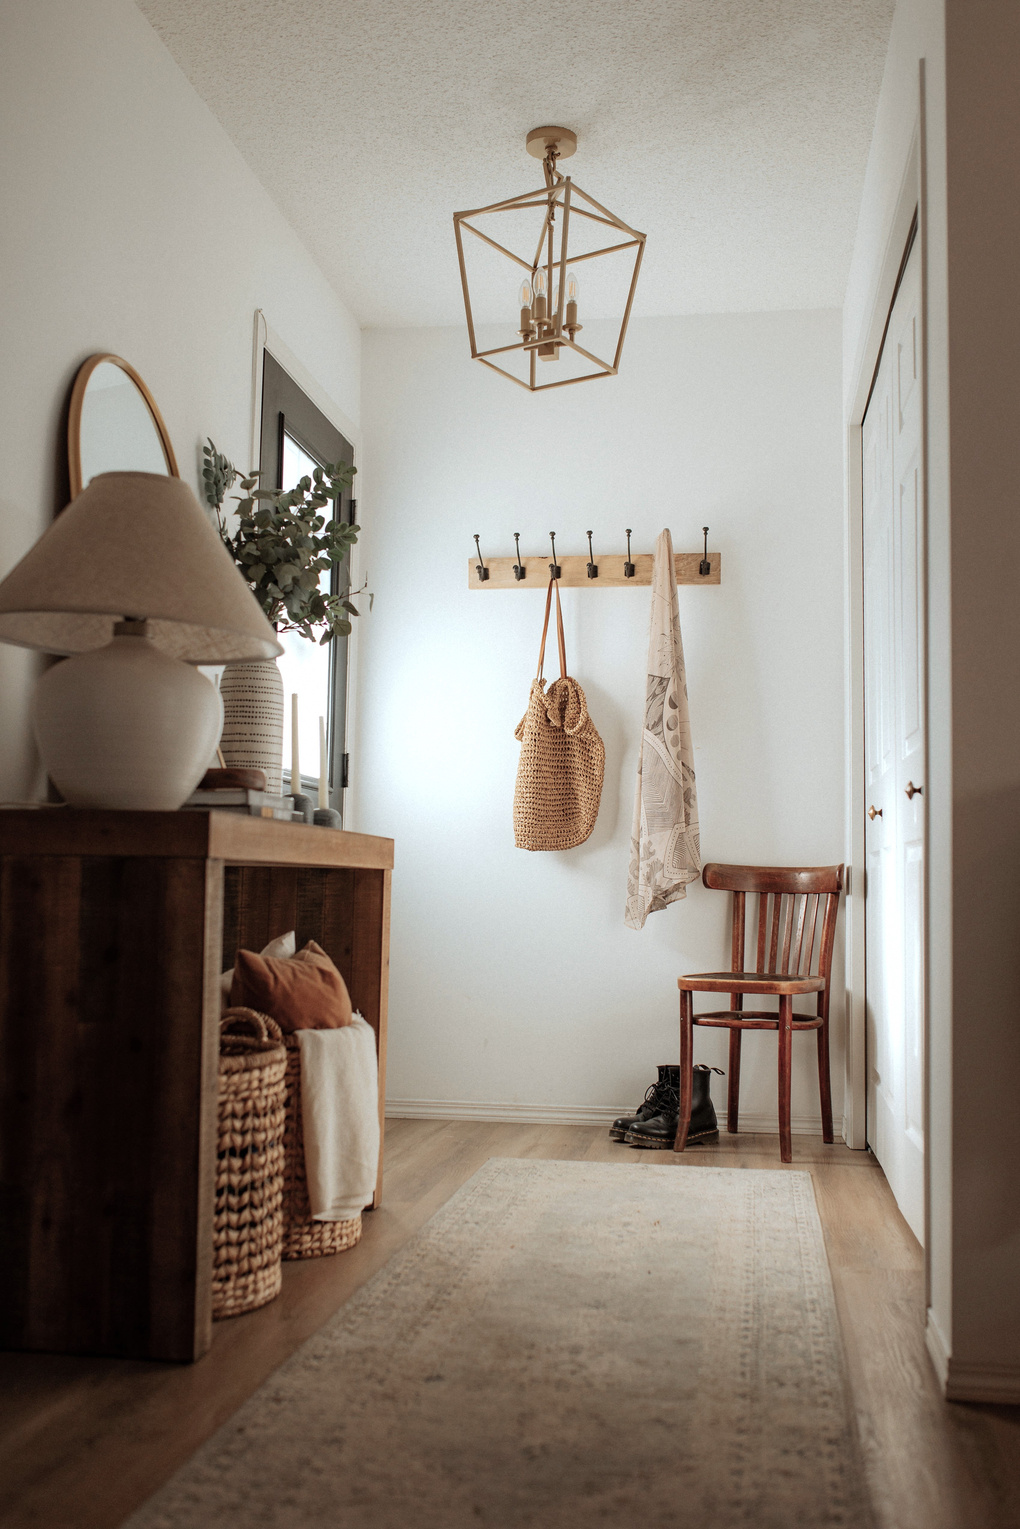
[843,86,930,1268]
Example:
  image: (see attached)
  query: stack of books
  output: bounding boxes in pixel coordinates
[181,788,301,821]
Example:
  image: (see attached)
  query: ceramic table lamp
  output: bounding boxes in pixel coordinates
[0,471,281,810]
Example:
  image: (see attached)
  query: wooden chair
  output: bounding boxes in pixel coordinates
[675,863,844,1163]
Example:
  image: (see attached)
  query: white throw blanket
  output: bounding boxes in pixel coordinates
[296,1017,380,1220]
[625,529,701,928]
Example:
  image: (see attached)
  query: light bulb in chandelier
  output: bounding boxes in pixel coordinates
[518,279,533,337]
[532,267,547,322]
[565,271,581,334]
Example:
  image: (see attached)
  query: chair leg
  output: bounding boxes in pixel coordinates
[675,991,693,1153]
[778,995,793,1164]
[816,1020,834,1144]
[727,1029,741,1133]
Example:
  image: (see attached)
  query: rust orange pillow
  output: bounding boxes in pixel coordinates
[229,939,353,1031]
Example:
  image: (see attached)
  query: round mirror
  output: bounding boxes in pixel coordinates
[67,354,179,499]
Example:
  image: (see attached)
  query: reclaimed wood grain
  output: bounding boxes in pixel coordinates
[0,810,394,872]
[0,854,218,1361]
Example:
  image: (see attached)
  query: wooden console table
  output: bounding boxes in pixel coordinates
[0,810,392,1364]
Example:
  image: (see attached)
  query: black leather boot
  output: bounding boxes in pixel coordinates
[609,1065,680,1142]
[624,1065,722,1149]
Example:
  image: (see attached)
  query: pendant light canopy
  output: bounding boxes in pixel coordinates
[453,127,646,392]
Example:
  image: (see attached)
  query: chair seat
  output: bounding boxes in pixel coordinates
[677,970,826,996]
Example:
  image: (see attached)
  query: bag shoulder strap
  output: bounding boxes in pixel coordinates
[536,577,567,681]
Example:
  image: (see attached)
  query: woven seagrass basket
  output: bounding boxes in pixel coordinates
[213,1008,287,1319]
[282,1034,363,1260]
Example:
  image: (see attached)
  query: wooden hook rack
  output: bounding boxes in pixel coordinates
[467,530,721,589]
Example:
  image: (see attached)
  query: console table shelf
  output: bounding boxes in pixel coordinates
[0,810,393,1363]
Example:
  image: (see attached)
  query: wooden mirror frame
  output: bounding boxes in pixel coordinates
[67,353,180,499]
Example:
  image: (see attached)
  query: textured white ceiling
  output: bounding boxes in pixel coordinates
[138,0,894,327]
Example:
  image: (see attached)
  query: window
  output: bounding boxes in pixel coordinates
[259,351,356,815]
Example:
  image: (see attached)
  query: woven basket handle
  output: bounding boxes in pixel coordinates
[220,1006,285,1053]
[536,576,567,681]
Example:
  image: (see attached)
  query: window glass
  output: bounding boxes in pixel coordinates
[278,431,332,789]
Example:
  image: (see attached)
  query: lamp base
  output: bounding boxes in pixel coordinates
[33,627,224,810]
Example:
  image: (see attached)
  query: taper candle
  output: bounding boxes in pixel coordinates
[318,715,328,808]
[291,693,300,791]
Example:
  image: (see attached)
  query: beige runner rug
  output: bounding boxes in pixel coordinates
[127,1159,874,1529]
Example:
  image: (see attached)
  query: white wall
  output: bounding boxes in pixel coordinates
[0,0,361,801]
[358,311,845,1127]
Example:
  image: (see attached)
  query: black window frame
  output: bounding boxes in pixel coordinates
[259,350,356,815]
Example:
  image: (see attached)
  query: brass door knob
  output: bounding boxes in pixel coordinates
[868,805,882,820]
[905,781,923,800]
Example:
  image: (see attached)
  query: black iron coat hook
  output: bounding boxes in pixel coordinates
[513,532,526,579]
[623,528,635,578]
[586,531,598,579]
[474,534,489,582]
[699,526,711,576]
[549,532,561,579]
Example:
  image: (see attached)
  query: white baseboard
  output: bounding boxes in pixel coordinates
[385,1098,827,1135]
[925,1310,951,1391]
[926,1311,1020,1401]
[386,1099,626,1126]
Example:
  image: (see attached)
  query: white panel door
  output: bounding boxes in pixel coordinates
[863,238,925,1243]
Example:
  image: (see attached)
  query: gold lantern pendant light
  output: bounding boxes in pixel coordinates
[454,127,646,392]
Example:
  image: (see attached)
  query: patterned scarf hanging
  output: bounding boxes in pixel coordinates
[625,529,701,928]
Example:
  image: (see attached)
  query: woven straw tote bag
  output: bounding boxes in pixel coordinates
[514,577,605,851]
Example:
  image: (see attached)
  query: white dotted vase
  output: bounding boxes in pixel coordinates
[218,657,284,793]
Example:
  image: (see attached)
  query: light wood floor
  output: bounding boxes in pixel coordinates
[1,1121,1018,1528]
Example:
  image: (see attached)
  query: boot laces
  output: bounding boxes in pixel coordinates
[655,1082,680,1114]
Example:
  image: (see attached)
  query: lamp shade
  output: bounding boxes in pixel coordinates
[0,472,281,662]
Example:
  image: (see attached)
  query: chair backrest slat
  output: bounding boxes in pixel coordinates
[792,894,809,973]
[732,891,745,971]
[804,894,820,975]
[768,894,782,974]
[756,893,768,970]
[780,895,795,974]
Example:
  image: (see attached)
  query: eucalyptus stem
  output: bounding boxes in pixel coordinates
[201,438,360,643]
